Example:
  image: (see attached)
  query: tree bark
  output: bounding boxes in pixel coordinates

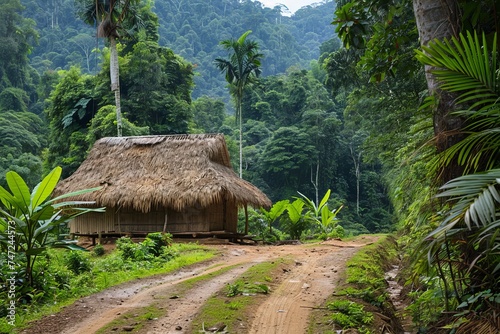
[413,0,463,182]
[109,36,123,137]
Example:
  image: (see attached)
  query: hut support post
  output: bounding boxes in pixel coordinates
[223,200,227,231]
[244,205,249,235]
[163,213,168,233]
[117,208,121,234]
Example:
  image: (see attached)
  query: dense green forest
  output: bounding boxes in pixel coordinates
[1,0,390,234]
[22,0,336,100]
[1,0,500,332]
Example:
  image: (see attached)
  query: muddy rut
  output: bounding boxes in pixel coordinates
[22,236,378,334]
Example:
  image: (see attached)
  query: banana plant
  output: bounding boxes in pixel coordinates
[0,166,103,286]
[259,199,289,234]
[297,189,331,219]
[282,199,309,240]
[297,189,342,234]
[318,204,343,234]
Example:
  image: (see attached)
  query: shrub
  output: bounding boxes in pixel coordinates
[93,253,125,273]
[116,234,175,261]
[159,246,179,261]
[116,237,139,260]
[328,225,345,239]
[70,272,95,293]
[66,251,91,275]
[146,232,172,253]
[93,244,105,256]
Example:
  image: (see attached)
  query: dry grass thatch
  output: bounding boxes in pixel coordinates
[55,134,272,212]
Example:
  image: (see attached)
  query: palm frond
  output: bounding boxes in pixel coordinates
[442,128,500,171]
[417,31,500,171]
[415,31,498,111]
[435,169,500,229]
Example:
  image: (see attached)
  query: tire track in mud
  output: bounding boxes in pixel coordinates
[247,246,357,334]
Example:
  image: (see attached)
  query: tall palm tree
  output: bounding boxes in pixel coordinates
[215,30,263,178]
[79,0,141,137]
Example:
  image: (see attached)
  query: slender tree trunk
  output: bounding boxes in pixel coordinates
[109,36,123,137]
[413,0,462,182]
[238,97,242,178]
[240,100,243,179]
[311,161,319,207]
[26,254,33,286]
[350,146,361,215]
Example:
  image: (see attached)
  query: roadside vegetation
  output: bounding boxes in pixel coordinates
[240,189,345,243]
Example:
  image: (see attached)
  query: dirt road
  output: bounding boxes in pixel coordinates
[22,236,379,334]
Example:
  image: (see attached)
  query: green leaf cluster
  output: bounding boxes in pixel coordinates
[327,300,373,329]
[115,233,175,262]
[0,166,103,288]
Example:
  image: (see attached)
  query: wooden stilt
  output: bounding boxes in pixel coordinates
[244,205,249,235]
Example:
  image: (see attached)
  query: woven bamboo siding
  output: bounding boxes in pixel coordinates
[119,210,165,233]
[70,210,116,234]
[165,209,206,232]
[69,201,239,235]
[225,203,238,233]
[164,201,236,233]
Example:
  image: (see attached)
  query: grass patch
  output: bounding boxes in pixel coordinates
[176,264,237,292]
[95,305,163,334]
[307,234,400,334]
[189,258,291,333]
[4,243,216,333]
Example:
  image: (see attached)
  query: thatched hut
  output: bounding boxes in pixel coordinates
[55,134,271,238]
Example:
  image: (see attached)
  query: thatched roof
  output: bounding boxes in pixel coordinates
[55,134,271,212]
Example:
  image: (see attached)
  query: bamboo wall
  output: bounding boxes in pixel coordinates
[69,201,238,235]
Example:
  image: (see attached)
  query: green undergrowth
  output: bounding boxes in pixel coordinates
[189,258,291,333]
[4,242,216,333]
[308,235,401,334]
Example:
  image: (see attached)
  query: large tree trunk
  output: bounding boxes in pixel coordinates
[109,36,123,137]
[413,0,463,182]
